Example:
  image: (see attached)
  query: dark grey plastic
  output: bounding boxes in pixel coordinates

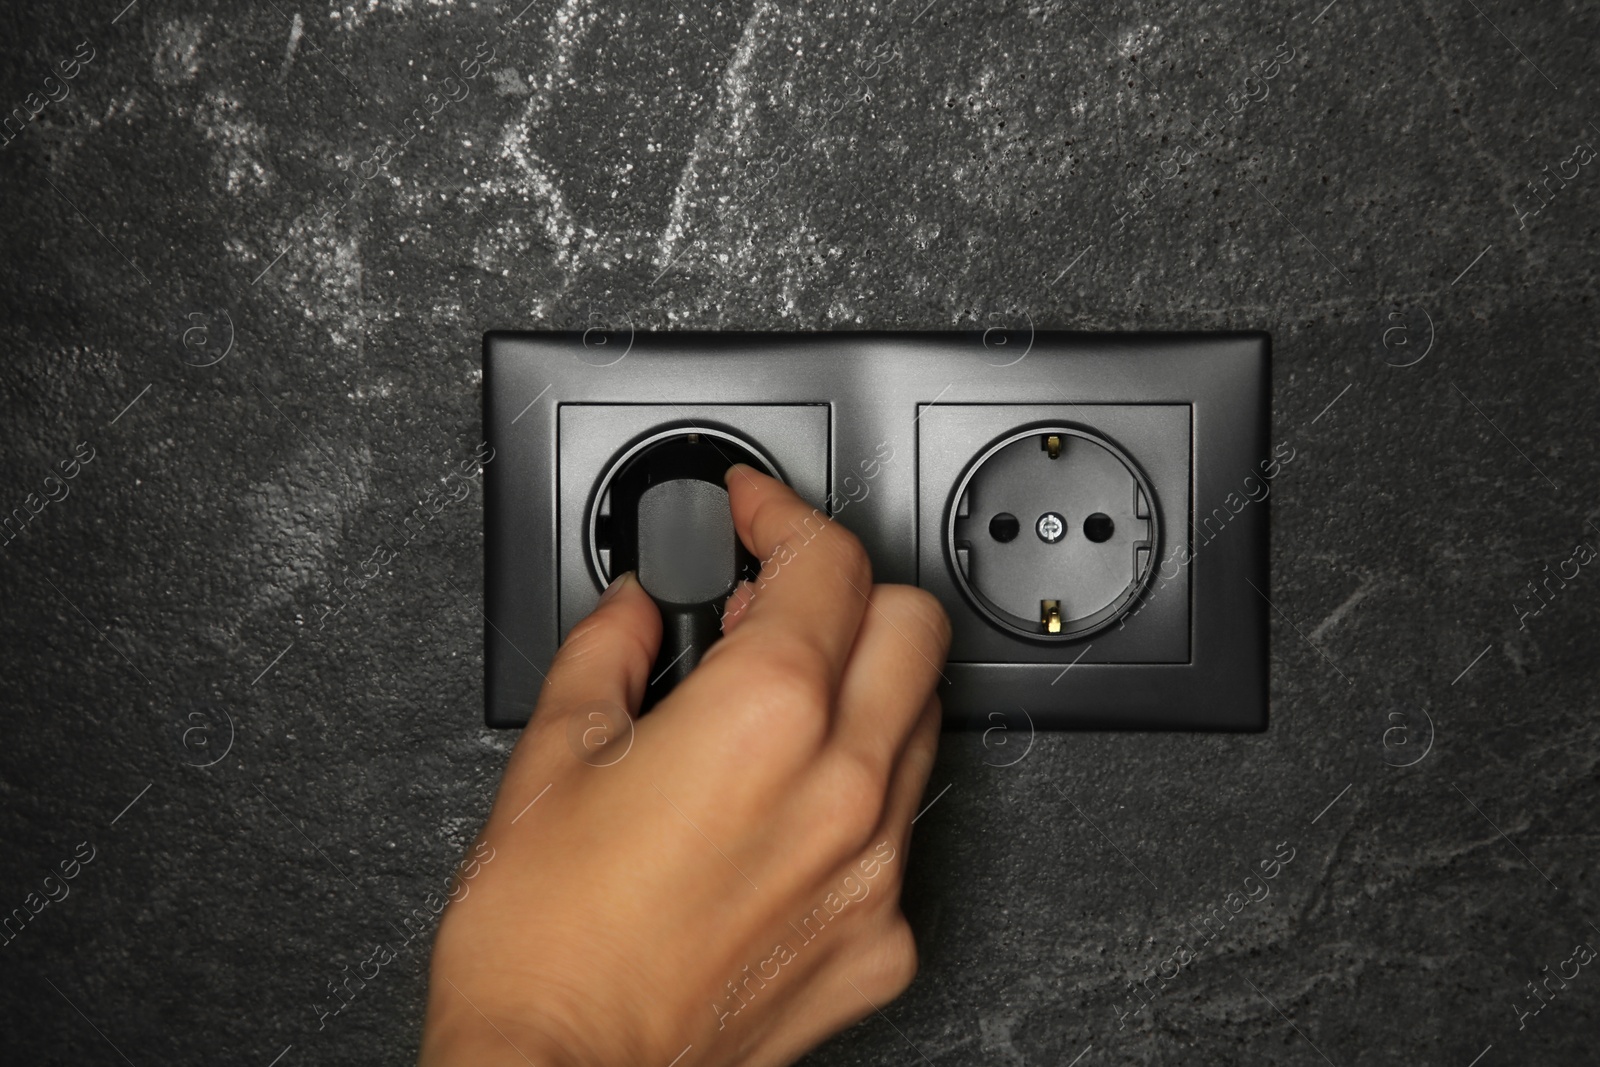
[595,428,776,708]
[483,331,1269,731]
[557,404,831,639]
[637,480,736,604]
[949,426,1159,641]
[918,403,1193,667]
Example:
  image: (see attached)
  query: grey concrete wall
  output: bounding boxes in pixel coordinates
[1,1,1595,1064]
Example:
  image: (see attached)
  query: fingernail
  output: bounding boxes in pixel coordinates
[599,571,633,604]
[724,463,753,485]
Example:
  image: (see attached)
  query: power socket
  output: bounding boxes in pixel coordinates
[917,404,1191,666]
[555,404,830,637]
[484,332,1268,730]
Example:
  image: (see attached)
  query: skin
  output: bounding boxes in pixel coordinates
[419,464,951,1067]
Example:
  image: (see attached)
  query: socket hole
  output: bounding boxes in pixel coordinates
[989,513,1020,543]
[1084,513,1115,543]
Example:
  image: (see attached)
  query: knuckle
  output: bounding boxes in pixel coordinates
[827,525,873,588]
[858,918,919,1001]
[558,614,650,671]
[555,616,609,665]
[878,585,952,652]
[560,613,606,652]
[754,643,834,707]
[726,644,833,747]
[815,752,888,850]
[912,587,953,646]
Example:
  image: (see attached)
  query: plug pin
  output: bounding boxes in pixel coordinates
[1041,600,1062,634]
[1043,434,1062,459]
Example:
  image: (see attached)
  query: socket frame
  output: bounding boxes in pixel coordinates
[483,330,1269,731]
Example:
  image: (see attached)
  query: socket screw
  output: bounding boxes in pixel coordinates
[1036,512,1065,543]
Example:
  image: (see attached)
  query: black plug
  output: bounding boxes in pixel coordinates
[597,430,774,709]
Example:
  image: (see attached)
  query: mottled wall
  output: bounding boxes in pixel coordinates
[1,1,1597,1065]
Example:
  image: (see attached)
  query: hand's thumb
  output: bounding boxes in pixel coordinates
[524,571,662,736]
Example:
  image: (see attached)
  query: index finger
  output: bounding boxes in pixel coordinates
[709,463,872,691]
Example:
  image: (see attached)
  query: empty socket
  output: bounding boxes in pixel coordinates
[948,427,1158,641]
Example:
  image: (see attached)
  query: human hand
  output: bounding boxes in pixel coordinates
[419,464,951,1067]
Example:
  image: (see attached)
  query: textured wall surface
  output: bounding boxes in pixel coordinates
[2,1,1597,1064]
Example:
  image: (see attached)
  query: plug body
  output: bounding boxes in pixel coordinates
[592,428,774,708]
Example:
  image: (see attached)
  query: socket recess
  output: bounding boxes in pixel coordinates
[921,405,1191,666]
[484,331,1269,731]
[950,425,1159,641]
[555,405,830,638]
